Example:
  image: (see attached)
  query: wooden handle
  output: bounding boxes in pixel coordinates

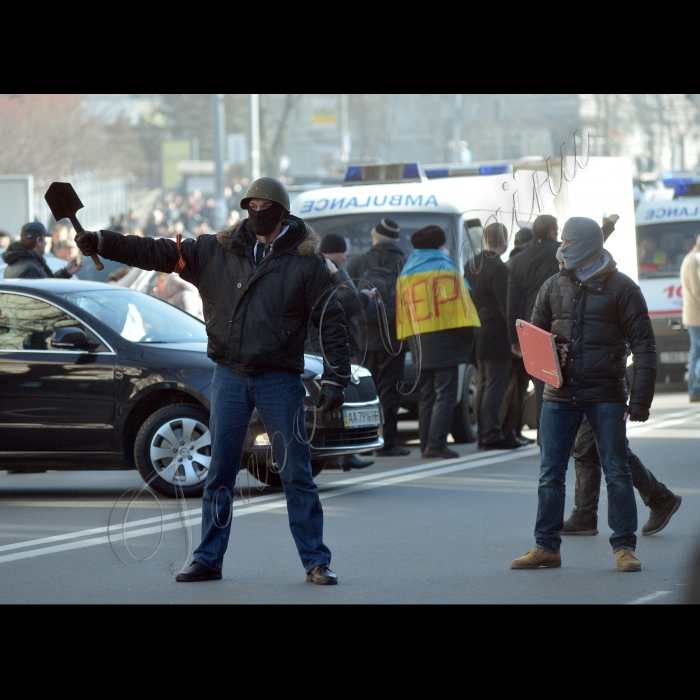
[70,215,104,271]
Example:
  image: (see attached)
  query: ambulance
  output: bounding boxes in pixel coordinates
[292,157,637,438]
[635,173,698,382]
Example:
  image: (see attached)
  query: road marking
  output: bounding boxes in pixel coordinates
[0,448,539,564]
[628,590,672,605]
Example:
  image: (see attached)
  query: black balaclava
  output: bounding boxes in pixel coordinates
[556,216,604,270]
[247,202,286,237]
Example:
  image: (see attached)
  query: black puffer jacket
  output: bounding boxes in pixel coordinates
[98,215,351,386]
[2,243,71,279]
[346,242,406,352]
[531,251,656,410]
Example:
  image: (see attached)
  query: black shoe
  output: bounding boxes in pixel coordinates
[175,561,222,582]
[482,436,522,451]
[306,564,338,585]
[642,495,682,535]
[514,433,536,446]
[422,447,460,459]
[6,469,47,474]
[341,454,374,471]
[374,446,411,457]
[562,518,599,536]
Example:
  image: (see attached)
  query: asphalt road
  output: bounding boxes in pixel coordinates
[1,392,698,605]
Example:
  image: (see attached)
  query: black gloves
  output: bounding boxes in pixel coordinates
[316,382,345,413]
[75,230,99,257]
[628,405,650,422]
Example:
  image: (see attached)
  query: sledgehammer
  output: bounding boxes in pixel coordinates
[44,182,104,271]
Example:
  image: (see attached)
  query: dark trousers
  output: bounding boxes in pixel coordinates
[417,366,459,453]
[193,365,331,573]
[476,358,512,445]
[364,350,406,450]
[500,357,529,437]
[568,416,676,527]
[536,401,636,553]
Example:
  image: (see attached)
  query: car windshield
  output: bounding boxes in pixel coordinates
[57,289,207,343]
[636,221,700,278]
[308,213,458,262]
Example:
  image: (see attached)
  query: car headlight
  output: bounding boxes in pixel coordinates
[254,433,271,446]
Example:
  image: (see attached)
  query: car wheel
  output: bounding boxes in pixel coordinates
[134,403,211,499]
[450,364,478,444]
[247,452,325,488]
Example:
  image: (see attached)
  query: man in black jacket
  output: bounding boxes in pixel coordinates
[465,223,520,450]
[510,216,656,573]
[347,218,409,457]
[76,177,350,585]
[3,222,81,279]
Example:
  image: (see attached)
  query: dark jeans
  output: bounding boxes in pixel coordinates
[536,401,637,553]
[417,366,459,452]
[365,350,406,450]
[500,357,529,436]
[476,358,512,445]
[569,415,676,527]
[193,365,331,573]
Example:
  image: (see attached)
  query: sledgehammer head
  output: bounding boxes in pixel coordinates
[44,182,84,224]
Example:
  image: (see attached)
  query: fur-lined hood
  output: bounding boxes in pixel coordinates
[216,214,320,258]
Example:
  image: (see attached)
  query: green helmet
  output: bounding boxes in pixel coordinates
[240,177,290,212]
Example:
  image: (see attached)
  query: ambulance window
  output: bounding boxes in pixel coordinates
[636,221,700,278]
[308,213,458,261]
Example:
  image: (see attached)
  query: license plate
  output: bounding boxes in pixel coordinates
[343,407,381,429]
[660,351,688,364]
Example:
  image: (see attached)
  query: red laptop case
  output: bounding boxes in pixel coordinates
[515,319,564,388]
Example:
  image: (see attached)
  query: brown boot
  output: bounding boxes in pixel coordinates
[615,549,641,572]
[510,547,561,569]
[642,495,682,536]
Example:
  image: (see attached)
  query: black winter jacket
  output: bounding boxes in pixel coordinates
[465,252,511,359]
[407,327,474,370]
[98,216,351,386]
[346,242,406,353]
[530,252,656,410]
[2,243,72,280]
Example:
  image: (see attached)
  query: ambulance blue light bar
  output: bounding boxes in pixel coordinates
[662,172,700,196]
[343,162,424,185]
[423,163,513,179]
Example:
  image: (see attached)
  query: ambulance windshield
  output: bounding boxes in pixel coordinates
[309,213,457,262]
[636,221,700,278]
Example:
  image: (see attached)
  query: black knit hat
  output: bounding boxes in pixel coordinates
[371,218,400,239]
[320,232,347,254]
[411,225,446,250]
[514,226,533,247]
[20,222,49,240]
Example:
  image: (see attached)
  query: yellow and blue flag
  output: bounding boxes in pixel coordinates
[396,248,480,341]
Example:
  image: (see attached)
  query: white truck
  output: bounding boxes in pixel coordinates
[634,173,698,382]
[292,157,637,438]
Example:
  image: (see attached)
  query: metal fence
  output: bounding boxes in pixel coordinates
[34,171,129,231]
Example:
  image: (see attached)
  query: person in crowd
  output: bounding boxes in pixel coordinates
[465,222,521,450]
[0,231,12,251]
[2,222,81,279]
[107,267,131,283]
[347,218,410,457]
[508,226,533,260]
[677,237,696,265]
[53,238,79,261]
[398,226,479,459]
[510,216,656,573]
[562,403,681,537]
[681,233,700,402]
[314,232,374,471]
[507,215,561,427]
[75,176,349,586]
[638,236,668,268]
[163,274,204,320]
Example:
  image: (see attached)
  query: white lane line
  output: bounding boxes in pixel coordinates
[628,590,673,605]
[628,410,700,436]
[0,448,540,564]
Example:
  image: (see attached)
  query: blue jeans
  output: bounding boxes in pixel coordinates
[535,401,637,553]
[688,326,700,398]
[193,365,331,573]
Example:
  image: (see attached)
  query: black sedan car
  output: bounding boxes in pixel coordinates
[0,280,383,497]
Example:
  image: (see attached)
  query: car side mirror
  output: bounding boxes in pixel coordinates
[51,327,91,350]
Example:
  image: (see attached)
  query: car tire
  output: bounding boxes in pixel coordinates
[247,453,325,488]
[134,403,211,499]
[450,364,479,444]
